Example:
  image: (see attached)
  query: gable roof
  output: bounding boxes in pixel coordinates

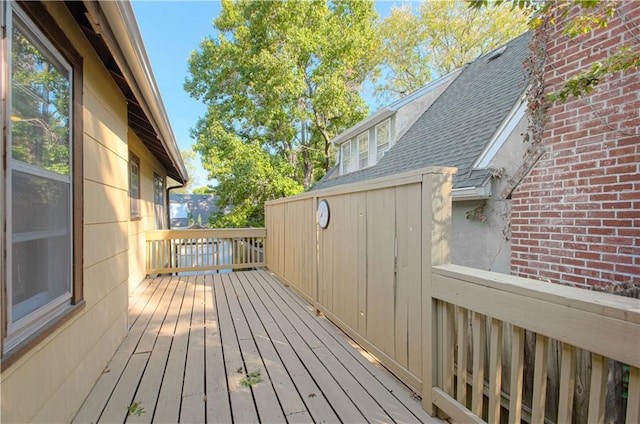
[313,32,531,193]
[330,68,460,146]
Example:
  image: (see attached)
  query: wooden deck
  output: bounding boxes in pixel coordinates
[73,270,440,423]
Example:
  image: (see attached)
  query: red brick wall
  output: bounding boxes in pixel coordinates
[511,1,640,288]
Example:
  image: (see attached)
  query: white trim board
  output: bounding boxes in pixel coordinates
[473,96,527,170]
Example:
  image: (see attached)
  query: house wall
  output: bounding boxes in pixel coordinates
[128,131,167,290]
[451,115,530,274]
[451,200,510,273]
[0,3,163,422]
[511,1,640,287]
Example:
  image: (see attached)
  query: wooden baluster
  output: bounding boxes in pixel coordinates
[472,312,486,417]
[587,353,608,424]
[456,306,468,407]
[532,334,549,424]
[488,318,503,424]
[626,366,640,424]
[509,325,525,424]
[557,343,576,423]
[441,302,455,397]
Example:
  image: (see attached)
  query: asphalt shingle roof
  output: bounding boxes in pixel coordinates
[313,32,531,191]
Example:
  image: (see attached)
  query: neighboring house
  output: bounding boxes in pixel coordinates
[510,1,640,288]
[315,33,532,273]
[322,67,461,181]
[169,193,219,228]
[1,1,188,422]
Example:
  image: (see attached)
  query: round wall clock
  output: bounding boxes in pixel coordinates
[317,199,330,229]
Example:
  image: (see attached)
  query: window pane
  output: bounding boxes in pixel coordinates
[376,120,390,162]
[341,142,351,174]
[11,21,71,175]
[130,157,140,217]
[11,170,70,234]
[358,133,368,169]
[11,172,71,323]
[12,235,71,322]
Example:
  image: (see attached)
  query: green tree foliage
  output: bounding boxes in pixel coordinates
[11,25,70,175]
[375,1,528,101]
[192,185,215,195]
[185,0,380,227]
[170,148,203,194]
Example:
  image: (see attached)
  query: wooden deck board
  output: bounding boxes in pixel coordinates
[257,270,435,423]
[74,269,442,423]
[230,272,308,419]
[235,273,339,423]
[213,273,260,424]
[153,276,194,423]
[202,275,233,424]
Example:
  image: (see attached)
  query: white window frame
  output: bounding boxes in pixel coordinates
[4,4,74,350]
[357,132,369,170]
[340,141,352,175]
[130,153,141,218]
[375,119,391,163]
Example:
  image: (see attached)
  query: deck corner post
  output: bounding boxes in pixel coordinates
[421,167,454,417]
[313,196,320,309]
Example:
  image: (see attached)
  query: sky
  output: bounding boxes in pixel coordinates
[131,1,414,186]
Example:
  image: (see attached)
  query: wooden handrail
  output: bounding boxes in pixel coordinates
[146,227,266,240]
[145,228,266,275]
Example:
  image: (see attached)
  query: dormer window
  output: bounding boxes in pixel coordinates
[338,118,393,176]
[376,120,391,161]
[340,141,353,174]
[357,132,369,169]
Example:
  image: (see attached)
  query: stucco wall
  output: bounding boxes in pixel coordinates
[0,3,163,422]
[451,199,511,273]
[450,115,530,274]
[128,131,167,290]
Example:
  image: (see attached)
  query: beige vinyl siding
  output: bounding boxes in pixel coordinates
[127,131,167,291]
[2,3,143,422]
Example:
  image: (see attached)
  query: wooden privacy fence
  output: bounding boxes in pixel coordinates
[145,228,265,274]
[264,166,640,423]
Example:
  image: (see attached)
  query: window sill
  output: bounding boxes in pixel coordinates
[130,216,143,222]
[1,300,86,371]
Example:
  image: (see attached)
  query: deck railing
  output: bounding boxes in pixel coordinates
[430,264,639,424]
[264,166,640,424]
[145,228,265,275]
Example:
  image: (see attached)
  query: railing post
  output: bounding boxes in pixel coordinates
[421,168,454,416]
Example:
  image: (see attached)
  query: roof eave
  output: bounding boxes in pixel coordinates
[83,1,189,184]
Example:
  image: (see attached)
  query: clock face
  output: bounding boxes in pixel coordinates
[317,199,330,229]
